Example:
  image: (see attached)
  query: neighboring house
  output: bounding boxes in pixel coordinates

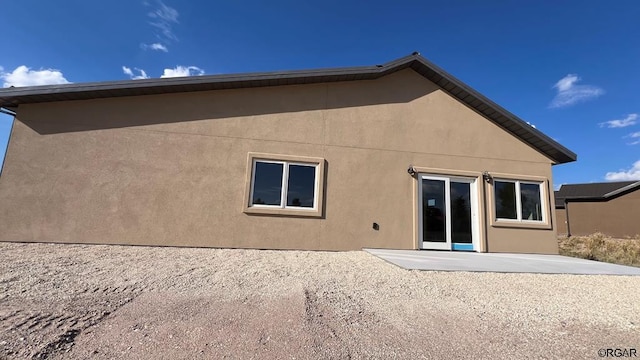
[0,53,576,254]
[555,181,640,238]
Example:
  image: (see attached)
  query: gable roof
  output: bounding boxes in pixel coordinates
[0,52,576,164]
[555,181,640,208]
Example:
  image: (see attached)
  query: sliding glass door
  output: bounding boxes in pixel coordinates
[419,175,478,251]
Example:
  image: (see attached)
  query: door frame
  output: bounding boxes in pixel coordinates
[418,173,480,251]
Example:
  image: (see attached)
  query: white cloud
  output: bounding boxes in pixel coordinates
[626,131,640,145]
[599,113,638,128]
[605,160,640,181]
[147,0,179,42]
[549,74,604,108]
[160,66,204,78]
[141,43,168,52]
[122,66,150,80]
[0,65,70,87]
[122,65,203,79]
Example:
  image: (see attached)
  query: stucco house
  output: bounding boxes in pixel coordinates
[0,53,576,253]
[555,181,640,238]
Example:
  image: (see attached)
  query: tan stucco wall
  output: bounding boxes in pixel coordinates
[0,69,559,253]
[565,190,640,238]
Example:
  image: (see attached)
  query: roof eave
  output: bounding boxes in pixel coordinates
[0,53,577,164]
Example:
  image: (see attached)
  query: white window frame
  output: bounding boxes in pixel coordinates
[494,179,546,223]
[243,153,325,218]
[249,159,319,211]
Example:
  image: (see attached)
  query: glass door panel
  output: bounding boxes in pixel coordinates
[450,181,473,251]
[422,179,446,243]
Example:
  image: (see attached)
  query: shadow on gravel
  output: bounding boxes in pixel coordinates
[32,329,80,359]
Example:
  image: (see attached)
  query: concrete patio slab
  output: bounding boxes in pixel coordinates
[364,249,640,275]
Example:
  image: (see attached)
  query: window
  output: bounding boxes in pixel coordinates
[494,180,544,222]
[244,153,325,217]
[251,160,316,208]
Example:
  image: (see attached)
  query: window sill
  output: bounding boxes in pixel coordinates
[491,220,552,230]
[243,206,323,218]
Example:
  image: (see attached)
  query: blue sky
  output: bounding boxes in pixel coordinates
[1,0,639,185]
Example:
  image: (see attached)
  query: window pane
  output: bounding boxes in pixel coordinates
[520,183,542,221]
[252,162,283,206]
[450,181,472,244]
[422,179,446,242]
[495,181,517,219]
[287,165,316,208]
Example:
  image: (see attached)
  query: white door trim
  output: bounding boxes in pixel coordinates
[418,174,479,251]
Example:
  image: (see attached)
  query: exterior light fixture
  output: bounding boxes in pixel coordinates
[482,171,493,182]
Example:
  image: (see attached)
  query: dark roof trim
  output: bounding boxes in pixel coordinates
[0,107,16,116]
[0,53,577,164]
[603,181,640,198]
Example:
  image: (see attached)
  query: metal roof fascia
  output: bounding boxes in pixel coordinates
[602,181,640,198]
[0,65,384,99]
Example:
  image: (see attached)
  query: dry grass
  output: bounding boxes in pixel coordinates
[559,232,640,267]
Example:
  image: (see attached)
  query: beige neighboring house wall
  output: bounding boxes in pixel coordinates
[564,190,640,238]
[555,209,568,236]
[0,56,575,254]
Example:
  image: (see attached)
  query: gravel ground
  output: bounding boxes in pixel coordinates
[1,242,638,359]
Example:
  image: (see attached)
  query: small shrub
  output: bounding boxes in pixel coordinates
[585,232,606,260]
